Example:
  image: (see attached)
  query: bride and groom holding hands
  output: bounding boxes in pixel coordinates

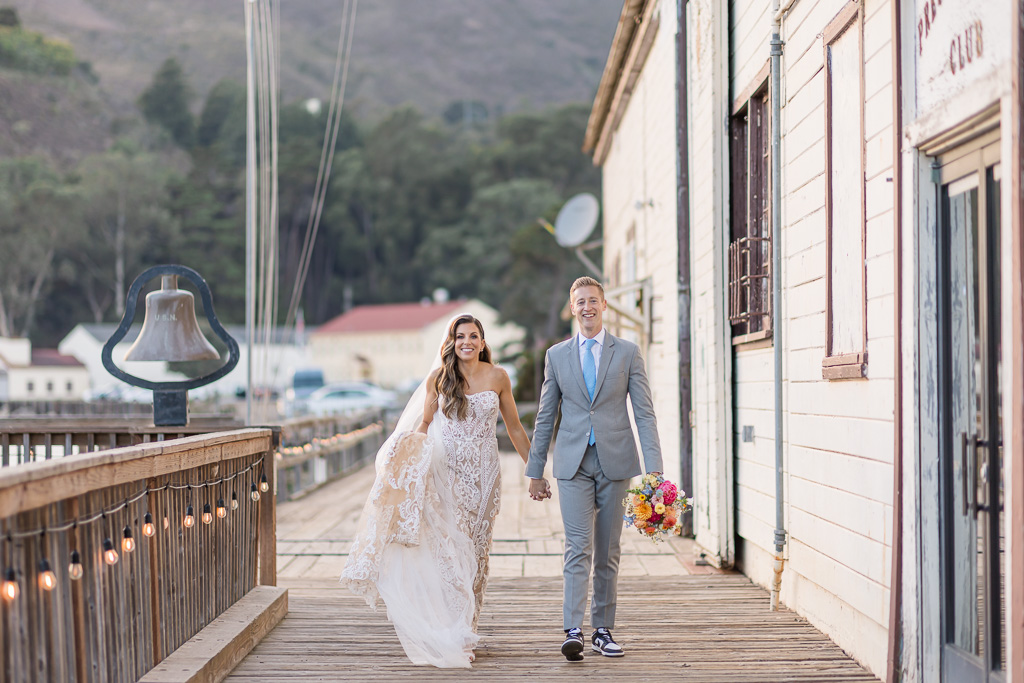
[340,276,663,668]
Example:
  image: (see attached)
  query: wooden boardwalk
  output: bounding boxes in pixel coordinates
[226,453,879,681]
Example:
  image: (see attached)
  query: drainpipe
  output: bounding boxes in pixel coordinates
[676,0,693,537]
[885,0,904,678]
[769,0,787,611]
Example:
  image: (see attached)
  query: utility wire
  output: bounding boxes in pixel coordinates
[283,0,359,339]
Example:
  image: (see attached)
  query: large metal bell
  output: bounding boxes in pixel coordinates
[124,275,220,362]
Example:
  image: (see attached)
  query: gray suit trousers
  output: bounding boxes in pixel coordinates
[557,444,630,631]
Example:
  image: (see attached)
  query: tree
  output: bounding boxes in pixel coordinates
[68,150,179,322]
[415,178,560,308]
[0,8,20,28]
[138,57,196,149]
[0,157,81,337]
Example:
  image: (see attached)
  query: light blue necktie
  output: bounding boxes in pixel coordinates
[583,338,597,445]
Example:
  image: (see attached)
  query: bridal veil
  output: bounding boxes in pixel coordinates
[340,318,480,668]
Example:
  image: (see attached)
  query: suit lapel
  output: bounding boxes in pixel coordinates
[592,333,616,402]
[566,337,590,400]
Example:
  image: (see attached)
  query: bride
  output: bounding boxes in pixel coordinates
[340,313,545,668]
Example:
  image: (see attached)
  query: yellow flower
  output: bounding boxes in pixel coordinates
[634,502,652,521]
[633,493,646,504]
[654,503,666,515]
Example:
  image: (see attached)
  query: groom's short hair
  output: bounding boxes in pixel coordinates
[570,276,605,301]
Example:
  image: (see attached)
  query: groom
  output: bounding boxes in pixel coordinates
[526,276,663,661]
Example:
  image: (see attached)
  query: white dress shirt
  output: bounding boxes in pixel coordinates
[577,328,606,374]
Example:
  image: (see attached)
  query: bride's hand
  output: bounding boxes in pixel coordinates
[528,477,551,501]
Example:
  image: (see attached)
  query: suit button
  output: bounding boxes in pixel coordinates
[590,411,594,415]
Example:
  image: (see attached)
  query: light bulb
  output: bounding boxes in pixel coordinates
[260,473,270,493]
[202,504,213,525]
[231,492,239,510]
[2,568,18,601]
[250,483,261,502]
[102,538,119,566]
[68,551,84,581]
[38,559,56,591]
[216,499,227,518]
[142,512,156,538]
[122,525,135,553]
[183,505,195,528]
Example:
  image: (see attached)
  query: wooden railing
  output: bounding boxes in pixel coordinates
[0,417,244,466]
[275,410,389,501]
[0,429,277,683]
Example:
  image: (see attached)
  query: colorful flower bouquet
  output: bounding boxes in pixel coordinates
[623,473,691,541]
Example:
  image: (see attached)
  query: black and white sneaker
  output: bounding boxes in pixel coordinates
[561,628,585,660]
[591,628,624,657]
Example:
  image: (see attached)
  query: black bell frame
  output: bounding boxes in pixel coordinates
[101,264,240,426]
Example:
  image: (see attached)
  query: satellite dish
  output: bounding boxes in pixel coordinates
[553,193,600,248]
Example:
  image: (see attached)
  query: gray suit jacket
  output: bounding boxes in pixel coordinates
[525,332,663,481]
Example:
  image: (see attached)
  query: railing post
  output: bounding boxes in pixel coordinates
[258,429,279,587]
[146,478,163,666]
[69,498,89,683]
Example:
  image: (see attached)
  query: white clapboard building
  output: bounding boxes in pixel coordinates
[586,1,1024,681]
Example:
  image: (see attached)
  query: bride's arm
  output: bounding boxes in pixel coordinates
[415,371,440,434]
[496,368,531,464]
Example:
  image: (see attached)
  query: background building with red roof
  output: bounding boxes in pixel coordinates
[310,297,525,389]
[0,337,90,402]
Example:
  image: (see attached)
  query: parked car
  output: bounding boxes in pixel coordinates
[279,368,326,417]
[304,382,398,417]
[287,368,325,402]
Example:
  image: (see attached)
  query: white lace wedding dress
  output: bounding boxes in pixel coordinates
[340,390,501,668]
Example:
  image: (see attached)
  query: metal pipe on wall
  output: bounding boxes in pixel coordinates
[769,0,787,612]
[885,0,904,677]
[676,0,694,537]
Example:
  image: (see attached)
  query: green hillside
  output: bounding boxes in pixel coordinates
[5,0,621,120]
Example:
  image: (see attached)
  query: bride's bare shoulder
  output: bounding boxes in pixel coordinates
[485,363,511,385]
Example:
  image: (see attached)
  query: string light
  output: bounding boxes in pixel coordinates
[0,453,276,594]
[122,526,135,554]
[68,551,83,581]
[38,559,57,591]
[102,538,119,566]
[0,454,270,599]
[3,568,18,601]
[142,513,156,538]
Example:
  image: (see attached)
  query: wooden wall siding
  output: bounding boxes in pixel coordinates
[729,0,771,103]
[711,0,897,678]
[599,1,682,487]
[0,429,277,683]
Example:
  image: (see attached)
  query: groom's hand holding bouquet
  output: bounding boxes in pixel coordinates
[622,472,691,541]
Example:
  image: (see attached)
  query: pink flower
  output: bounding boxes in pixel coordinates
[658,481,678,506]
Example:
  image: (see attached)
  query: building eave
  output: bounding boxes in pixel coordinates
[583,0,660,166]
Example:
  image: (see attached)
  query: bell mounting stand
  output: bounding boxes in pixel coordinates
[101,264,240,427]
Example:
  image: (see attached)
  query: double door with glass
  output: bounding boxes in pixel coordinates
[937,133,1005,683]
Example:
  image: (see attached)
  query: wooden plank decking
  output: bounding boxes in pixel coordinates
[225,453,879,681]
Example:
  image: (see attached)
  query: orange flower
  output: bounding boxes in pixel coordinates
[634,502,653,521]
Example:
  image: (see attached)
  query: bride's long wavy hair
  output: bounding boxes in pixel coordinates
[435,314,491,420]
